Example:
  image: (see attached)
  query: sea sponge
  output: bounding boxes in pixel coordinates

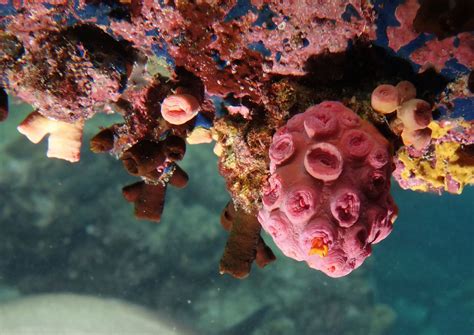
[393,119,474,194]
[17,111,84,162]
[160,93,200,125]
[258,102,397,278]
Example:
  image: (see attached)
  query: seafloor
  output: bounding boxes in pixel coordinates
[0,101,473,334]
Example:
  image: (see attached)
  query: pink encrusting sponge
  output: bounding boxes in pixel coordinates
[258,102,398,278]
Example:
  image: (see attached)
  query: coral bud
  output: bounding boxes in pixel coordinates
[342,129,373,159]
[367,206,393,244]
[363,169,388,198]
[262,173,283,211]
[163,135,186,161]
[283,185,318,225]
[316,101,351,113]
[299,218,335,257]
[90,127,115,153]
[367,147,389,169]
[121,140,166,176]
[396,80,417,103]
[169,164,189,188]
[304,108,338,138]
[17,111,84,162]
[397,99,432,130]
[339,109,361,128]
[304,142,343,181]
[330,189,360,227]
[342,225,371,265]
[401,128,432,150]
[371,84,400,114]
[269,133,295,166]
[321,249,351,278]
[286,113,306,132]
[160,93,200,125]
[258,210,290,243]
[0,87,8,122]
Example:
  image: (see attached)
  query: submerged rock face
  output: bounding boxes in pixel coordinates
[258,102,398,277]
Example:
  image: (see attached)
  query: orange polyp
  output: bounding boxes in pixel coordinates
[309,237,329,257]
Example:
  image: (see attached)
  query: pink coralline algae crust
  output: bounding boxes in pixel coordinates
[386,0,420,52]
[411,33,474,72]
[246,0,375,76]
[258,102,398,278]
[386,0,474,73]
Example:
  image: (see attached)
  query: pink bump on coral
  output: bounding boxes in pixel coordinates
[367,147,389,169]
[363,169,389,198]
[304,143,343,182]
[257,210,304,262]
[341,129,373,159]
[269,133,295,166]
[259,101,397,277]
[299,218,335,257]
[304,107,338,138]
[330,189,361,228]
[366,205,393,244]
[160,93,200,125]
[371,84,400,114]
[262,173,283,211]
[283,184,318,226]
[398,99,432,130]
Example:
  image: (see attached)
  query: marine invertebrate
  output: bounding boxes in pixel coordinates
[393,119,474,194]
[258,102,397,277]
[0,0,472,282]
[17,111,84,162]
[371,82,434,151]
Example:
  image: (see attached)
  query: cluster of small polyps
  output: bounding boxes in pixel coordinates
[258,102,398,277]
[371,81,433,151]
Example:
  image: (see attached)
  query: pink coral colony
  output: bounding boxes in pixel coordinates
[259,102,397,278]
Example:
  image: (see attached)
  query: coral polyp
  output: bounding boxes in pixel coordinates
[0,0,472,279]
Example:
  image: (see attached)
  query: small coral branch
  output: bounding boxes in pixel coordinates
[17,111,84,162]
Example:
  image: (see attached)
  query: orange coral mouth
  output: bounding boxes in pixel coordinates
[309,237,329,257]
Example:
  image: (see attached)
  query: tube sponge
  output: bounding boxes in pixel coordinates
[258,102,397,278]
